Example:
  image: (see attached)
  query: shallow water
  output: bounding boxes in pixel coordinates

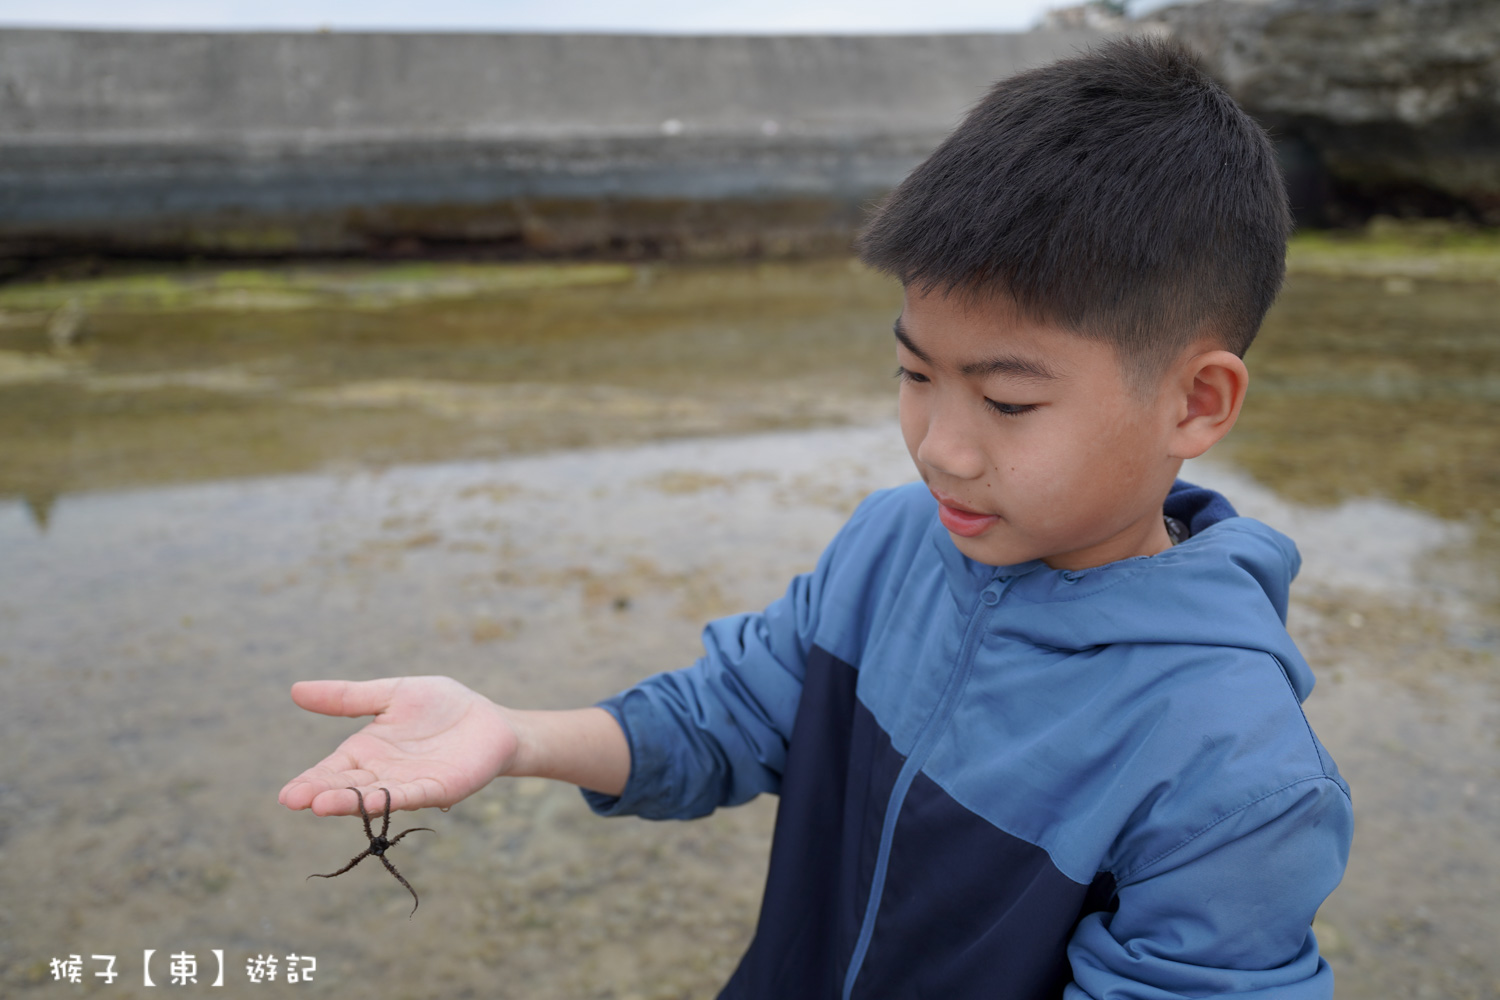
[1,256,1497,998]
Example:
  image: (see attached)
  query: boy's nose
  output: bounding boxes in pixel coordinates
[914,406,989,482]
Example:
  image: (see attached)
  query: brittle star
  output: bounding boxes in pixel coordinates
[307,787,434,917]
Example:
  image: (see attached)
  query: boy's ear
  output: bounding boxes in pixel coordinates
[1167,348,1249,460]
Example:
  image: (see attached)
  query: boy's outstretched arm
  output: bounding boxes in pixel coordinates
[277,676,630,817]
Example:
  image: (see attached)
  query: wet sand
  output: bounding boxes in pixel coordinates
[1,254,1496,998]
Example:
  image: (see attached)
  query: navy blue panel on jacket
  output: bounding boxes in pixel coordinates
[858,768,1116,1000]
[722,644,1118,1000]
[584,481,1353,999]
[719,645,870,998]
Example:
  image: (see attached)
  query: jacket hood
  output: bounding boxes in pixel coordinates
[928,479,1317,702]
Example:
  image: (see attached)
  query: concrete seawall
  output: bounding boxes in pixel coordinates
[0,29,1112,259]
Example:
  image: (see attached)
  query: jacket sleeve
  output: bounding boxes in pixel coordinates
[1065,774,1353,999]
[579,500,863,821]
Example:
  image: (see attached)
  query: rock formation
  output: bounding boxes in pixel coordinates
[1156,0,1500,225]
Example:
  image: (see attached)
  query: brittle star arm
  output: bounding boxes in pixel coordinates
[388,826,435,846]
[380,855,423,916]
[357,787,377,840]
[307,849,372,880]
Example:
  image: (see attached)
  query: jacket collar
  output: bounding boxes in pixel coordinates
[925,512,1047,607]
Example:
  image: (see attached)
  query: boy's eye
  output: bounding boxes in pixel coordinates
[894,366,929,384]
[897,367,1035,416]
[984,398,1038,417]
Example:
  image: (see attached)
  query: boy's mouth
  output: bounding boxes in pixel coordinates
[930,490,1000,538]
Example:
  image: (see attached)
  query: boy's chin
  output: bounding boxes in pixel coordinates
[945,528,1041,569]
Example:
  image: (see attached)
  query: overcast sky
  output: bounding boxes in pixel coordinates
[0,0,1124,34]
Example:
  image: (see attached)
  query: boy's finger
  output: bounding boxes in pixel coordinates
[307,786,370,817]
[278,760,366,810]
[278,783,366,816]
[279,764,385,812]
[307,782,429,816]
[278,778,328,811]
[290,678,401,718]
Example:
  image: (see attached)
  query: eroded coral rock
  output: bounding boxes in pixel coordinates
[1156,0,1500,224]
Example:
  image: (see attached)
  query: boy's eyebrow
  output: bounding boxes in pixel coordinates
[893,318,1063,383]
[960,353,1063,383]
[892,318,934,365]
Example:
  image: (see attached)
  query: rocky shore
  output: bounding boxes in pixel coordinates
[1156,0,1500,225]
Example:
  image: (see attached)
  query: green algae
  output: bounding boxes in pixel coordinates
[0,261,637,316]
[1287,218,1500,285]
[0,258,900,509]
[0,243,1495,539]
[1227,273,1500,522]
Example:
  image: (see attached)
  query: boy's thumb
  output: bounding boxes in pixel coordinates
[290,678,400,718]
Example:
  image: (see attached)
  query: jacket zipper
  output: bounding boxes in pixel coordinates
[841,575,1011,999]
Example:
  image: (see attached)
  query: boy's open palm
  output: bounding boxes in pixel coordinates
[278,676,516,817]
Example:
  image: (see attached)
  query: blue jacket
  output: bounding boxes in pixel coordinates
[585,480,1353,999]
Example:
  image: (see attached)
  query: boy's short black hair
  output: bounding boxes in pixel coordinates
[857,36,1289,387]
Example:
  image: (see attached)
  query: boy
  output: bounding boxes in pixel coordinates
[280,37,1352,998]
